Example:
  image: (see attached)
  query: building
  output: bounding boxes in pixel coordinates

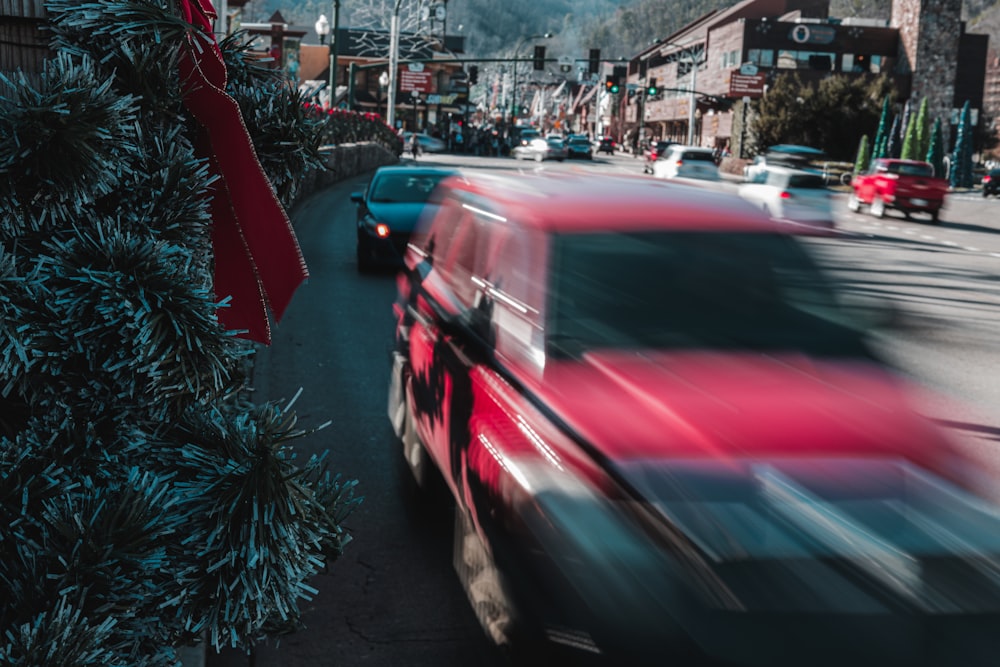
[621,0,988,157]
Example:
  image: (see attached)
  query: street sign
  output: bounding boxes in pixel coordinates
[558,55,572,73]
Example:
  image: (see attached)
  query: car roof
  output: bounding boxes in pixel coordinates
[765,144,826,156]
[435,172,781,234]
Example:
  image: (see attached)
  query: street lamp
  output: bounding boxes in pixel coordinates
[660,41,704,146]
[379,70,390,119]
[315,2,341,110]
[386,0,404,128]
[511,32,553,124]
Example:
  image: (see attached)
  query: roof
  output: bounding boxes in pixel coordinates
[437,172,779,234]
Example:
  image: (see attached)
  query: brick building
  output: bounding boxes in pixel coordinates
[622,0,988,157]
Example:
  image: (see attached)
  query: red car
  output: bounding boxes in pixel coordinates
[388,172,1000,666]
[848,158,948,223]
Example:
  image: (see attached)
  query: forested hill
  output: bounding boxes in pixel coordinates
[245,0,997,60]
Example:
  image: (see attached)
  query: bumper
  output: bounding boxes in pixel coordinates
[357,228,409,266]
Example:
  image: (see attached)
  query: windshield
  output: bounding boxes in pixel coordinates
[370,173,450,204]
[546,231,869,358]
[883,162,934,177]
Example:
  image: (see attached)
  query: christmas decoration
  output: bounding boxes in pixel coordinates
[0,0,362,663]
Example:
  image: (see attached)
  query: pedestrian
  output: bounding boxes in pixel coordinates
[410,133,420,160]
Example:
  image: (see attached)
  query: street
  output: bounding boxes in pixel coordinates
[209,150,1000,666]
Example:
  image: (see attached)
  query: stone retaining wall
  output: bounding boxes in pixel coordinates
[292,142,400,211]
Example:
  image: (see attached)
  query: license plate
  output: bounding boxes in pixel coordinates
[911,198,927,206]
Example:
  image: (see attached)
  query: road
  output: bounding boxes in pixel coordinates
[208,149,1000,666]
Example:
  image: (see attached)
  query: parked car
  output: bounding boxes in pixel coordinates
[512,137,565,162]
[401,132,446,154]
[652,145,720,181]
[544,136,569,161]
[643,140,677,174]
[848,158,948,223]
[737,166,835,230]
[982,168,1000,197]
[597,136,616,154]
[388,170,1000,666]
[565,135,593,159]
[350,165,456,271]
[744,144,826,182]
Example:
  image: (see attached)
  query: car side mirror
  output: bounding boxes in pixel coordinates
[350,192,364,204]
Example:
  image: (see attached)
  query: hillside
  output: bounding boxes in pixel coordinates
[243,0,997,60]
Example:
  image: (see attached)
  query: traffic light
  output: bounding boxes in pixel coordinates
[468,65,479,85]
[588,48,600,74]
[605,76,616,93]
[647,78,658,96]
[533,45,546,71]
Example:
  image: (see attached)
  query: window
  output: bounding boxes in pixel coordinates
[748,49,775,67]
[546,231,867,357]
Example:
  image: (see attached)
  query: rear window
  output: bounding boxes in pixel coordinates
[682,151,716,162]
[884,162,934,177]
[788,173,826,189]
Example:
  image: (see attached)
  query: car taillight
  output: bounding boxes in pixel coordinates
[985,175,993,183]
[780,191,792,199]
[675,160,683,166]
[375,223,391,238]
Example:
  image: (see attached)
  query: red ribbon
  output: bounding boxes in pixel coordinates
[178,0,308,344]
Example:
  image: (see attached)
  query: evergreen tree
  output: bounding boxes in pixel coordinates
[951,100,975,189]
[872,95,892,159]
[927,117,946,178]
[885,113,901,159]
[900,98,924,160]
[914,97,931,158]
[0,1,360,663]
[854,134,871,174]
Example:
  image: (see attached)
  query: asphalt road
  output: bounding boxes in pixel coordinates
[205,150,1000,666]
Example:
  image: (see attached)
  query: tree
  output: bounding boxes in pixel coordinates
[951,100,975,188]
[0,1,360,664]
[854,134,871,174]
[885,113,901,158]
[901,97,928,160]
[914,97,931,158]
[748,72,892,160]
[927,117,946,178]
[872,95,892,159]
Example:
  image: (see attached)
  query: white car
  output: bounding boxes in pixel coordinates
[651,145,720,181]
[737,166,835,230]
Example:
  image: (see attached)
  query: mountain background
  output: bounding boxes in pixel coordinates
[240,0,1000,61]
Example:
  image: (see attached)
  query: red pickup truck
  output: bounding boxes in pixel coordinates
[848,158,948,223]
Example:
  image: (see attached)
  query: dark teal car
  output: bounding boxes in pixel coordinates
[351,166,456,272]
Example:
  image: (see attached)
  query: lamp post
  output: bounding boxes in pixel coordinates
[386,0,404,129]
[314,2,341,109]
[379,70,389,119]
[510,32,552,124]
[658,42,704,145]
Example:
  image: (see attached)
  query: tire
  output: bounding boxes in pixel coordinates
[356,239,373,273]
[984,190,989,198]
[847,192,861,213]
[870,196,886,218]
[930,209,941,224]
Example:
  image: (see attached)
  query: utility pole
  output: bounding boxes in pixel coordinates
[386,0,404,128]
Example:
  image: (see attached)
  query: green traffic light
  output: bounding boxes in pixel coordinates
[611,84,620,94]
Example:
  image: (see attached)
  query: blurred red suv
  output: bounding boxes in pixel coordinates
[388,172,1000,666]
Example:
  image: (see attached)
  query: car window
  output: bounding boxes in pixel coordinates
[788,173,826,189]
[371,173,449,204]
[886,162,934,177]
[682,151,716,162]
[546,231,868,358]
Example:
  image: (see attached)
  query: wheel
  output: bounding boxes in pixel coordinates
[870,196,886,218]
[847,192,862,213]
[984,190,989,198]
[930,209,941,224]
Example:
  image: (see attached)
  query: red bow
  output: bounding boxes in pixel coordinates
[178,0,308,344]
